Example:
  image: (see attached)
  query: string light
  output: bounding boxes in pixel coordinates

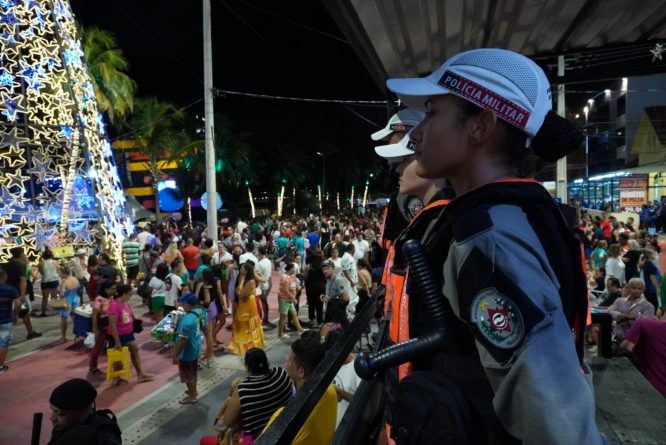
[0,0,131,264]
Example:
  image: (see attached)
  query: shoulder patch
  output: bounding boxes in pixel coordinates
[451,207,493,243]
[470,288,524,350]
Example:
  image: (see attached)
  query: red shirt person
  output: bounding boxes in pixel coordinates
[181,238,201,275]
[621,310,666,397]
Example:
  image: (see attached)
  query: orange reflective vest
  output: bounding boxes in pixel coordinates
[382,199,450,380]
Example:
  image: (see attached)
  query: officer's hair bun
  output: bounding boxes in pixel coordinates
[532,111,584,163]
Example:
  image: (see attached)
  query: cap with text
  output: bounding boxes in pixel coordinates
[386,48,552,138]
[374,128,416,160]
[371,108,425,141]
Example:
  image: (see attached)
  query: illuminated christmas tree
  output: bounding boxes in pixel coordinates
[0,0,131,263]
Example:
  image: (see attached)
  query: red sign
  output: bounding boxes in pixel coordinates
[619,189,647,213]
[619,177,648,188]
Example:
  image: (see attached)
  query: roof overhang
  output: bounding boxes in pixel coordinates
[324,0,666,92]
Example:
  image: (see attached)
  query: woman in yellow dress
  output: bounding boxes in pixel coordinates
[227,262,265,355]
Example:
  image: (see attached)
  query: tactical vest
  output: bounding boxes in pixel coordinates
[392,179,589,444]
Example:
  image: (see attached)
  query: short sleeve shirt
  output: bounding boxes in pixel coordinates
[278,274,297,301]
[107,299,133,335]
[326,276,347,299]
[165,273,183,307]
[0,283,19,324]
[92,296,110,314]
[148,277,167,297]
[176,309,203,362]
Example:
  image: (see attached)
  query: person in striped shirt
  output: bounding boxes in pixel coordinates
[122,233,141,288]
[202,348,292,444]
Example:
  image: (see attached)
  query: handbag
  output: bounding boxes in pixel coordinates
[133,318,144,333]
[52,298,69,309]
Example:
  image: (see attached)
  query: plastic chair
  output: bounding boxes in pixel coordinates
[106,347,132,383]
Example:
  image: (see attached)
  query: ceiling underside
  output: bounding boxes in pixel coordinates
[325,0,666,88]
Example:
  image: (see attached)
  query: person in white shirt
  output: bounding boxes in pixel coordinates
[340,245,358,289]
[324,329,361,428]
[340,244,359,315]
[236,218,248,234]
[137,225,153,250]
[164,269,183,314]
[256,246,275,328]
[352,232,369,261]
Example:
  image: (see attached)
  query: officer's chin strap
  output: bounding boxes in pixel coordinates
[355,239,452,380]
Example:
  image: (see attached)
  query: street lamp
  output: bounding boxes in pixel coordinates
[316,152,326,202]
[583,106,589,178]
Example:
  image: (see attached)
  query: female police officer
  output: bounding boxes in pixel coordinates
[385,49,607,444]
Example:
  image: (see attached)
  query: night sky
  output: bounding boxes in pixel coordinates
[69,0,389,164]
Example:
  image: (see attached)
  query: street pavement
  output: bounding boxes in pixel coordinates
[0,271,304,445]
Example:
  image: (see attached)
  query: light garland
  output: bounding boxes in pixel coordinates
[0,0,132,264]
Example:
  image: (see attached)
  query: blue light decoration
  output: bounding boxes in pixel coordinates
[59,125,74,139]
[0,11,19,25]
[0,0,16,10]
[0,69,14,87]
[22,0,40,11]
[200,192,223,210]
[0,0,132,263]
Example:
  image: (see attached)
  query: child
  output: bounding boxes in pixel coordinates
[172,292,204,404]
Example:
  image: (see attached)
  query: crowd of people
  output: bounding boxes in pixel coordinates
[5,46,666,445]
[580,212,666,397]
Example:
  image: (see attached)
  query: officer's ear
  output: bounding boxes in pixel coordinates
[467,109,499,147]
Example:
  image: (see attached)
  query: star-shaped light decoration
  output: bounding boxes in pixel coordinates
[0,126,29,150]
[651,43,665,63]
[1,93,25,121]
[27,153,51,183]
[0,69,15,88]
[32,221,54,248]
[70,221,94,244]
[4,169,28,189]
[0,144,26,168]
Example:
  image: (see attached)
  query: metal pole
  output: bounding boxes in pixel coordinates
[322,154,326,204]
[555,55,567,203]
[203,0,217,241]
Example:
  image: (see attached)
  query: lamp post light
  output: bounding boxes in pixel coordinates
[583,106,589,178]
[362,179,369,208]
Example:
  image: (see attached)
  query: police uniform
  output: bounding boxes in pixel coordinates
[401,180,607,445]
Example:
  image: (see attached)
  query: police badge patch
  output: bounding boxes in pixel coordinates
[470,288,524,349]
[406,197,423,218]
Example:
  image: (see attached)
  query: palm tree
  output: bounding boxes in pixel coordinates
[129,97,187,221]
[80,26,136,128]
[173,113,256,213]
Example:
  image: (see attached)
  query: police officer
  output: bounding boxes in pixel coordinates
[371,109,426,251]
[384,48,607,444]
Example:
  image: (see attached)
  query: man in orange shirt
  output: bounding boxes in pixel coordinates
[181,238,200,277]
